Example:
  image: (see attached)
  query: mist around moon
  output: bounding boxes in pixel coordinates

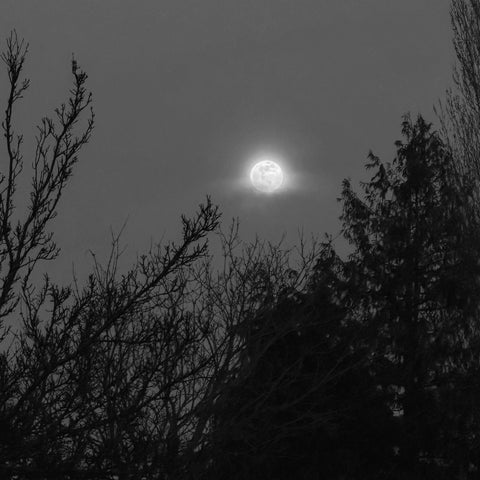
[250,160,284,193]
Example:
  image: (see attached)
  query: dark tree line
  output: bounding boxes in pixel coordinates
[206,114,480,480]
[2,1,480,478]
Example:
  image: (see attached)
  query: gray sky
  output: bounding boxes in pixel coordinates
[0,0,453,282]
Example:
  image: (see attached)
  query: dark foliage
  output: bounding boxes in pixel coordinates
[338,115,480,478]
[204,244,394,480]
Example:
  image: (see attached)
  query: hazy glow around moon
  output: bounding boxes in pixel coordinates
[250,160,284,193]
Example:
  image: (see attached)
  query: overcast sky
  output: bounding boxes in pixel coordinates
[0,0,453,282]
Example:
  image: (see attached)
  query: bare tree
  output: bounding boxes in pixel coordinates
[2,219,324,480]
[0,28,94,477]
[0,31,224,479]
[436,7,480,475]
[437,0,480,200]
[182,225,322,468]
[0,30,93,327]
[0,31,324,480]
[4,196,220,480]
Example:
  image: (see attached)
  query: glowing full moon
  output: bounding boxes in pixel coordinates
[250,160,284,193]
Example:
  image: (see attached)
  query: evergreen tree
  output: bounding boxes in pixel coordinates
[339,115,480,478]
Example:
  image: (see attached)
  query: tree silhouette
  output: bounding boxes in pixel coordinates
[0,33,320,479]
[440,0,480,186]
[0,32,223,480]
[205,115,480,480]
[203,239,396,480]
[339,115,480,478]
[186,229,326,480]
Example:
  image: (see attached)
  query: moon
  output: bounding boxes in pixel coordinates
[250,160,284,193]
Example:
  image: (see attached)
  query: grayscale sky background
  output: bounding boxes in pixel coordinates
[0,1,453,282]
